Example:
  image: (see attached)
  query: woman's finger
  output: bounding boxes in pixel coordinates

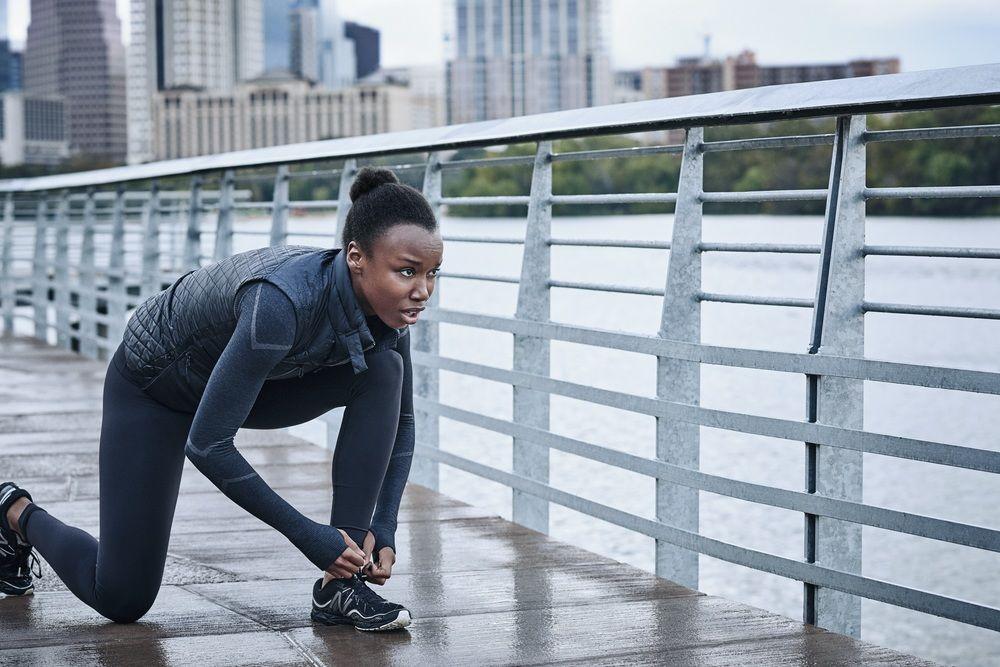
[340,548,366,568]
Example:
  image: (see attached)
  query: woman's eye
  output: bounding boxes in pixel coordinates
[430,267,441,277]
[400,268,415,277]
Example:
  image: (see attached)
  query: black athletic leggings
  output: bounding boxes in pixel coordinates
[18,344,402,624]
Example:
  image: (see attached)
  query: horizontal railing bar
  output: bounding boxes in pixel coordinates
[287,200,341,209]
[231,202,275,210]
[440,235,524,245]
[864,124,1000,142]
[701,189,829,203]
[551,143,683,162]
[864,245,1000,259]
[232,173,275,183]
[699,242,820,254]
[439,271,519,284]
[550,193,678,205]
[285,231,338,238]
[413,351,1000,473]
[701,134,836,152]
[551,238,671,249]
[436,196,532,206]
[416,396,1000,552]
[440,154,536,169]
[416,443,1000,631]
[287,167,343,179]
[863,300,1000,320]
[865,185,1000,199]
[700,291,815,308]
[548,279,663,296]
[358,160,427,172]
[71,309,114,326]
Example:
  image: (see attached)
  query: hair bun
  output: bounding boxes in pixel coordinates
[349,166,399,203]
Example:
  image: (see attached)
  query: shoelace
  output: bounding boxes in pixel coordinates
[24,548,43,579]
[351,574,389,608]
[13,543,43,580]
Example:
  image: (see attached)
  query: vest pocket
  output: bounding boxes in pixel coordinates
[141,351,201,413]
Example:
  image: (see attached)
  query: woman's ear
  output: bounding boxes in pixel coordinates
[346,241,364,274]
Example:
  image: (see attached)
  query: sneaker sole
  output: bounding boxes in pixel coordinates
[0,580,34,596]
[311,608,411,631]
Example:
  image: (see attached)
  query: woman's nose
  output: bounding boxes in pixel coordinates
[411,278,429,301]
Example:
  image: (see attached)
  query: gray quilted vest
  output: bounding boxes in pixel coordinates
[115,244,406,411]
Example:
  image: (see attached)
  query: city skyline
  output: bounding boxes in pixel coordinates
[3,0,999,73]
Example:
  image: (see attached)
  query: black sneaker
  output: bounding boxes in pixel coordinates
[0,482,43,597]
[310,572,411,631]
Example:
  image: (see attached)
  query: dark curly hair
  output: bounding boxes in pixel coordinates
[341,166,438,255]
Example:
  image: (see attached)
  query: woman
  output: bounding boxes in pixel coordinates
[0,166,443,632]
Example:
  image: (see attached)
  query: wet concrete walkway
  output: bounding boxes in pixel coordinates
[0,336,933,665]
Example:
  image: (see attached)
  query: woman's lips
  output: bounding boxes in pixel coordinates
[401,307,423,323]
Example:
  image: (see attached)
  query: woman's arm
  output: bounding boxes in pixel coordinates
[368,328,415,557]
[184,280,351,571]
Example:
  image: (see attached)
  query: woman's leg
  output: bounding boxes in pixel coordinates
[19,357,192,623]
[243,349,404,549]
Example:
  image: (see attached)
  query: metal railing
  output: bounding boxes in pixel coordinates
[1,63,999,638]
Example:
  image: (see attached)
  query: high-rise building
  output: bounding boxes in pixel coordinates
[24,0,126,162]
[289,0,362,88]
[0,42,21,92]
[344,21,379,80]
[317,0,355,89]
[264,0,292,72]
[290,1,320,82]
[127,0,265,164]
[446,0,613,124]
[0,92,69,165]
[0,0,19,92]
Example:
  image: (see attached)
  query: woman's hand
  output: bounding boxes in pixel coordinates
[361,530,396,585]
[325,529,366,579]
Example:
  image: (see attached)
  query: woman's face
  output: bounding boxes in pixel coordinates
[346,223,444,329]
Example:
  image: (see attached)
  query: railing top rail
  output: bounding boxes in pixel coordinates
[1,63,997,193]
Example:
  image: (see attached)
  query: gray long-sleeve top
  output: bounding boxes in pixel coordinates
[183,280,414,571]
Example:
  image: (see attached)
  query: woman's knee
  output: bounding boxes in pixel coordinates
[95,582,160,624]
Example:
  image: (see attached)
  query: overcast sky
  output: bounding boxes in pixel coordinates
[6,0,999,73]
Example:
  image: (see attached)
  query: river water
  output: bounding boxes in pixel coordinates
[388,213,999,666]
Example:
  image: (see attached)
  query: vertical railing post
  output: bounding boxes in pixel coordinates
[79,188,98,358]
[31,197,49,340]
[333,159,357,248]
[270,165,289,247]
[141,182,161,300]
[511,140,553,534]
[184,176,203,270]
[1,193,14,335]
[53,190,71,349]
[107,187,128,346]
[803,115,865,637]
[411,152,443,490]
[656,127,703,590]
[214,169,235,261]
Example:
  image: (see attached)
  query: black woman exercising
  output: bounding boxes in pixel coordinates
[0,166,444,631]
